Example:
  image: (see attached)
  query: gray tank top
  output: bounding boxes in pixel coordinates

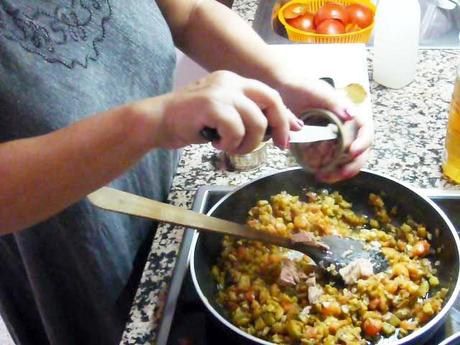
[0,1,179,344]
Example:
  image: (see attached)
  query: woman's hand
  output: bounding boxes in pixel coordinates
[275,76,374,183]
[142,71,302,154]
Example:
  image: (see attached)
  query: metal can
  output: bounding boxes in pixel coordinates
[225,141,268,171]
[442,65,460,184]
[289,108,358,174]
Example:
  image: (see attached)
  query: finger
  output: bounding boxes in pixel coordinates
[307,80,353,121]
[349,112,374,157]
[339,148,370,178]
[289,113,304,131]
[265,105,295,149]
[316,148,370,183]
[233,96,268,154]
[209,106,246,154]
[237,77,302,132]
[240,79,294,148]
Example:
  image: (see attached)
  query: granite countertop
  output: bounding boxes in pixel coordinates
[121,2,460,344]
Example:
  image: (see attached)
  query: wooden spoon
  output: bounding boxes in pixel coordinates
[87,187,388,279]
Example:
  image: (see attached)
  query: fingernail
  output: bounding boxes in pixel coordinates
[342,169,358,180]
[345,108,356,119]
[351,148,365,158]
[296,118,304,127]
[284,137,290,150]
[343,111,352,120]
[317,172,330,180]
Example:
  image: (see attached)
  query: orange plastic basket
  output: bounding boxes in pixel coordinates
[278,0,376,43]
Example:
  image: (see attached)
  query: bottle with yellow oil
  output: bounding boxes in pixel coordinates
[443,65,460,183]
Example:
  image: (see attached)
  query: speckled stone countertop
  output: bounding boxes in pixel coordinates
[121,3,460,345]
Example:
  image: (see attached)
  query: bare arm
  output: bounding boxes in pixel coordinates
[0,72,296,235]
[157,0,359,119]
[159,0,373,182]
[158,0,284,87]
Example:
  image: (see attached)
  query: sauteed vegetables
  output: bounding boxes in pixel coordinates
[211,190,447,345]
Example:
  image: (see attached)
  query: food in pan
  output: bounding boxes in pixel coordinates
[211,190,447,345]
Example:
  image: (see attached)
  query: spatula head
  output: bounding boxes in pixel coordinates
[292,235,389,282]
[323,235,389,272]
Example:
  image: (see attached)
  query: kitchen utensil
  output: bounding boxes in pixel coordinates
[189,167,460,345]
[87,186,388,279]
[203,107,352,174]
[225,141,269,171]
[288,123,337,143]
[439,331,460,345]
[290,108,358,174]
[200,123,337,144]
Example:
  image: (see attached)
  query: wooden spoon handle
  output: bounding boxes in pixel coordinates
[87,187,293,248]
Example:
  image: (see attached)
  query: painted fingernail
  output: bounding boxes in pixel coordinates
[284,137,290,150]
[351,148,365,158]
[343,169,358,179]
[316,171,329,179]
[342,111,352,120]
[345,107,356,119]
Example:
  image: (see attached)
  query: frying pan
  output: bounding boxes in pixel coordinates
[189,167,460,345]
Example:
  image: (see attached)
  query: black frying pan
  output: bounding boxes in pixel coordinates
[190,167,460,345]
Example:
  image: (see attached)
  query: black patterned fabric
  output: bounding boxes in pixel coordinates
[0,1,179,344]
[0,0,112,68]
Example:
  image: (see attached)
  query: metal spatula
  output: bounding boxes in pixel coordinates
[87,187,389,280]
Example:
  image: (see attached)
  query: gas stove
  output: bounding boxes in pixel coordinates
[157,186,460,345]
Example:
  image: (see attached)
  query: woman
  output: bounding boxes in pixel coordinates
[0,0,372,344]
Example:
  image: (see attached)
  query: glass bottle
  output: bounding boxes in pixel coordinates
[442,65,460,183]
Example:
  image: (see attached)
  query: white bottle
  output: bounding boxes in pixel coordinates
[372,0,421,89]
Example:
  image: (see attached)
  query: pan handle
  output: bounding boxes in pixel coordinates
[438,331,460,345]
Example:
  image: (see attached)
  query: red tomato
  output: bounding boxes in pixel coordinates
[314,2,349,27]
[283,3,308,19]
[286,12,315,32]
[363,318,383,337]
[316,19,345,35]
[346,3,373,28]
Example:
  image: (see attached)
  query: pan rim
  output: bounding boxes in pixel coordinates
[189,167,460,345]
